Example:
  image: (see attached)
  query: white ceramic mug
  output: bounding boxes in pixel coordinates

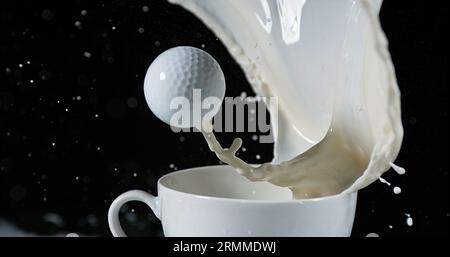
[108,165,357,237]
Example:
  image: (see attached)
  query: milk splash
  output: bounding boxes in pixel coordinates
[171,0,404,199]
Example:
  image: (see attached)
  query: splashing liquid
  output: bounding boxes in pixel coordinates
[172,0,405,199]
[202,126,367,199]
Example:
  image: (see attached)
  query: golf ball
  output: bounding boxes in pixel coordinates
[144,46,225,127]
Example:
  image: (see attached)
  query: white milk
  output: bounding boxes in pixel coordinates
[171,0,404,199]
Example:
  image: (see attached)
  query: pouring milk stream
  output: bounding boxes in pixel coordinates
[151,0,404,199]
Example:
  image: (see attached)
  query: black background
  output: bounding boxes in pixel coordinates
[0,0,448,236]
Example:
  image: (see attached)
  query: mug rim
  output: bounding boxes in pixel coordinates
[157,165,357,204]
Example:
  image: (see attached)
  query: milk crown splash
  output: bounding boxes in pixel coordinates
[170,0,403,198]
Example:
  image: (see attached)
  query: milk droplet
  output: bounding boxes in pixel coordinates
[66,233,79,237]
[83,51,92,58]
[133,173,137,177]
[81,10,87,16]
[169,164,175,169]
[389,162,406,175]
[393,186,401,194]
[142,6,149,13]
[241,147,246,152]
[378,177,391,186]
[252,135,258,141]
[74,21,81,27]
[366,233,379,237]
[75,176,79,180]
[406,217,413,226]
[256,154,261,160]
[405,213,413,226]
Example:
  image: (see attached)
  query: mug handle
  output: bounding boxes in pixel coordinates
[108,190,160,237]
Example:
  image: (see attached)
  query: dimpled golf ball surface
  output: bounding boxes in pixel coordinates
[144,46,225,127]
